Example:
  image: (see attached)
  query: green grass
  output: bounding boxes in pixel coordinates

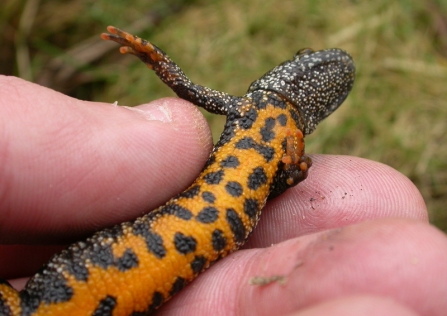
[2,0,447,230]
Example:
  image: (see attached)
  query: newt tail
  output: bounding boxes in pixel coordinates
[0,26,355,315]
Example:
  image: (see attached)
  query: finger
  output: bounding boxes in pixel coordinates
[291,295,418,316]
[158,219,447,316]
[0,76,212,243]
[245,155,428,248]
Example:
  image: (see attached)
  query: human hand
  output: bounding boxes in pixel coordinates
[0,75,213,279]
[1,76,446,316]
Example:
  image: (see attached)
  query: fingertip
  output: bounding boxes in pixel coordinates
[247,155,428,247]
[180,219,446,316]
[306,155,427,219]
[133,97,212,152]
[291,295,419,316]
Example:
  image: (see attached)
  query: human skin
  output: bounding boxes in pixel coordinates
[0,75,446,315]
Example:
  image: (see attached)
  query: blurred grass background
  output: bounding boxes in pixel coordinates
[1,0,446,231]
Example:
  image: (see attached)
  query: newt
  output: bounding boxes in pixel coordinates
[0,26,355,315]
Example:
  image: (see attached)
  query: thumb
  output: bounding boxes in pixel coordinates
[0,76,212,243]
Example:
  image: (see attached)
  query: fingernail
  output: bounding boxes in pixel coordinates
[124,102,173,123]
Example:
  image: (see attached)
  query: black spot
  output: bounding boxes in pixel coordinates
[190,255,207,274]
[201,191,216,203]
[226,208,246,243]
[174,233,197,254]
[257,145,275,162]
[277,113,287,126]
[203,170,224,185]
[248,166,268,190]
[212,229,227,252]
[178,185,200,199]
[93,295,116,316]
[147,292,164,314]
[225,181,243,197]
[196,206,219,223]
[65,260,89,282]
[244,198,259,218]
[235,137,256,150]
[0,293,11,316]
[116,248,139,271]
[133,222,166,258]
[235,137,275,162]
[160,204,193,220]
[39,273,74,304]
[260,117,276,142]
[220,155,240,168]
[239,107,258,129]
[169,277,186,296]
[90,243,114,268]
[19,249,81,315]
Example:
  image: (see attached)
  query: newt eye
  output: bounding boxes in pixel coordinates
[294,48,314,58]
